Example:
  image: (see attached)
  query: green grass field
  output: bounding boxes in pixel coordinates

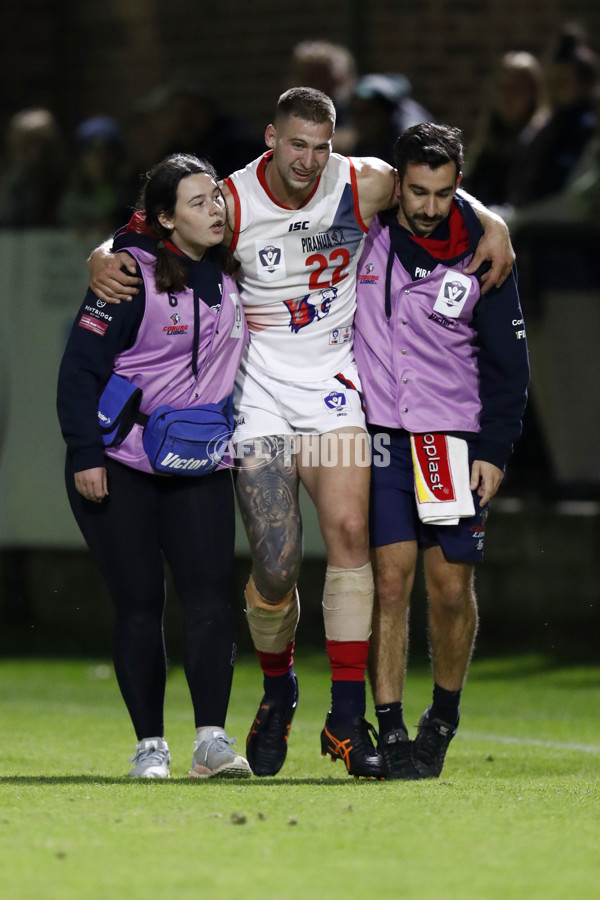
[1,653,598,900]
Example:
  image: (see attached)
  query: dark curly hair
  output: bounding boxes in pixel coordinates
[393,123,464,181]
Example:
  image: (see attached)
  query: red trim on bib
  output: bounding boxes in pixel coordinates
[347,157,369,234]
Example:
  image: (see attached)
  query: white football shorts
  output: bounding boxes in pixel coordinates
[233,354,367,441]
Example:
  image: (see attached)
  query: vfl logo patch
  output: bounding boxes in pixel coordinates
[323,390,349,415]
[284,287,338,333]
[258,245,282,271]
[256,241,285,281]
[433,271,471,319]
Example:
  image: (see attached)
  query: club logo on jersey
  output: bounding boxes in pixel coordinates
[433,271,472,319]
[301,228,345,253]
[258,245,282,271]
[163,312,188,335]
[358,262,379,284]
[323,390,350,415]
[284,287,338,333]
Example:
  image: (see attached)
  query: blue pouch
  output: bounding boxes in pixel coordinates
[97,374,143,447]
[141,392,234,475]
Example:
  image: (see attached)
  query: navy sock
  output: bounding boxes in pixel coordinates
[263,666,297,705]
[375,701,406,737]
[430,683,461,727]
[329,680,366,727]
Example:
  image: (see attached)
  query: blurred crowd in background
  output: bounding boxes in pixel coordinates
[0,21,598,497]
[1,22,597,238]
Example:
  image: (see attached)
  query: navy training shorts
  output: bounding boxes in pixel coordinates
[369,426,489,563]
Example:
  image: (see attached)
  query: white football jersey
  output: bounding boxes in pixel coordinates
[225,152,368,381]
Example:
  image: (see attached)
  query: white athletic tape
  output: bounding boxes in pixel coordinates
[322,562,373,642]
[245,579,300,653]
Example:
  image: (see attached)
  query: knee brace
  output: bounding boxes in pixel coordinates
[245,576,300,654]
[322,563,374,642]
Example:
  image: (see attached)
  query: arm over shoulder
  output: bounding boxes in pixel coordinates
[350,156,397,228]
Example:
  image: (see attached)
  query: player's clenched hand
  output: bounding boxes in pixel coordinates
[74,467,108,503]
[470,460,503,507]
[464,215,515,294]
[88,247,141,304]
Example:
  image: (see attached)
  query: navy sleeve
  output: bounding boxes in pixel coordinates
[471,266,530,469]
[57,261,145,472]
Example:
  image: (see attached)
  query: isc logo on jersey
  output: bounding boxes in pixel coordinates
[433,271,472,318]
[256,242,286,280]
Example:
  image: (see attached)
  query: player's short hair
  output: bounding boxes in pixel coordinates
[393,123,464,181]
[274,87,336,128]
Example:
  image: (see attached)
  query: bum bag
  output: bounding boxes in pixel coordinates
[140,393,233,475]
[98,373,233,475]
[98,373,142,447]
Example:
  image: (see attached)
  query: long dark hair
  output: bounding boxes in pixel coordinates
[140,153,238,293]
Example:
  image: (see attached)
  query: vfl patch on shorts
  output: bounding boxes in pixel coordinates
[322,389,351,416]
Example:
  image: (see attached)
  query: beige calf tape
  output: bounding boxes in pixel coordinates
[245,577,300,653]
[322,563,374,642]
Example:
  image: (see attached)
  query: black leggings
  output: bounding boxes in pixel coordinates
[66,457,237,740]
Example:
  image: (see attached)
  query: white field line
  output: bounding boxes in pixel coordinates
[460,731,600,754]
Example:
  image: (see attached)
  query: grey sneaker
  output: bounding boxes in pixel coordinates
[128,737,170,778]
[189,728,252,779]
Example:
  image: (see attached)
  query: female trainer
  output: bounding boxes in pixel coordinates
[57,154,250,779]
